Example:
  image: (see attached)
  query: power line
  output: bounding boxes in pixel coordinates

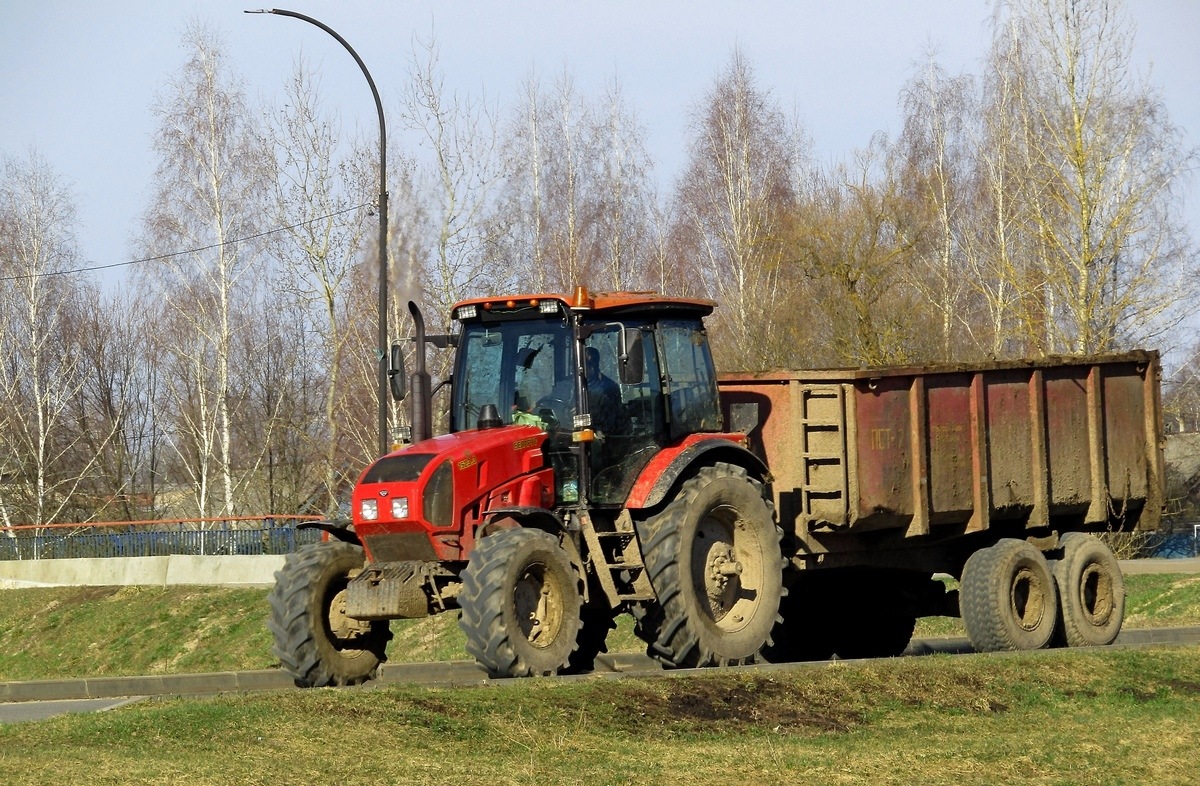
[0,203,373,283]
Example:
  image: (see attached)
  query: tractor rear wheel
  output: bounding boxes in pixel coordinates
[268,541,392,687]
[635,462,785,668]
[960,538,1058,653]
[459,528,584,677]
[1053,533,1125,647]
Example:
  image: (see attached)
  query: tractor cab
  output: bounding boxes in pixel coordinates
[444,287,723,507]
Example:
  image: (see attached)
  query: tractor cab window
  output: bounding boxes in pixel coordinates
[452,317,572,433]
[658,319,722,439]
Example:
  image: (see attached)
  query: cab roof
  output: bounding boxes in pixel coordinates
[451,286,716,319]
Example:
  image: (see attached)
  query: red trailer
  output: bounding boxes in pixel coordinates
[720,351,1164,659]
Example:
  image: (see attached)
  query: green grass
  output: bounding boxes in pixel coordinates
[0,647,1198,784]
[0,572,1195,682]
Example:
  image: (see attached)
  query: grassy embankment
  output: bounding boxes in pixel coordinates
[0,573,1197,681]
[0,575,1197,783]
[0,647,1196,784]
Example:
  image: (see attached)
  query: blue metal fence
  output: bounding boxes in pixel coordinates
[0,522,324,561]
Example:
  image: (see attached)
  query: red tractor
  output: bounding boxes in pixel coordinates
[269,287,785,684]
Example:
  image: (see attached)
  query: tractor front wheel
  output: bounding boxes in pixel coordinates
[268,542,391,687]
[459,528,584,677]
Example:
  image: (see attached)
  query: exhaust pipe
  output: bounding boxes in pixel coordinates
[408,301,433,444]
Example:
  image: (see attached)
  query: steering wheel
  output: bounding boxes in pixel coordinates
[534,395,570,429]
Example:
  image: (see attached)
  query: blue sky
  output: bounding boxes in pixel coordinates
[2,1,1197,299]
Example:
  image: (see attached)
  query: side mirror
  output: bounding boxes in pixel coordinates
[388,341,407,400]
[619,328,645,385]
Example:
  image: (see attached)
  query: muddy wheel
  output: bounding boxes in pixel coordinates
[268,541,391,687]
[459,528,583,677]
[635,462,785,668]
[960,538,1058,653]
[1053,533,1125,647]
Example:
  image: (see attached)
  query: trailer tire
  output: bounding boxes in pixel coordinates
[1053,533,1125,647]
[268,542,391,688]
[459,528,583,677]
[635,462,785,668]
[960,538,1058,653]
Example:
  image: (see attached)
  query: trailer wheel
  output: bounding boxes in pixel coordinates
[635,463,785,668]
[1053,533,1125,647]
[268,541,391,687]
[459,528,583,677]
[960,538,1058,652]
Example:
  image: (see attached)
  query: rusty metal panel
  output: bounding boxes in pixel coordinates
[925,375,973,523]
[1042,369,1092,513]
[720,351,1164,551]
[851,375,914,527]
[1103,370,1149,502]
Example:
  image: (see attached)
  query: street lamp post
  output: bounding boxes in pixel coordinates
[247,8,390,457]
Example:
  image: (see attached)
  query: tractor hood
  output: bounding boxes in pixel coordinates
[350,425,552,562]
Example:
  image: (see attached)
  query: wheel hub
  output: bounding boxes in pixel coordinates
[1010,567,1047,631]
[328,588,372,641]
[514,564,563,649]
[1079,563,1114,624]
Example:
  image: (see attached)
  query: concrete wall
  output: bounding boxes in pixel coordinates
[0,555,286,588]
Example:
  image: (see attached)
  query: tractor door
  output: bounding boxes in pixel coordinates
[583,322,666,505]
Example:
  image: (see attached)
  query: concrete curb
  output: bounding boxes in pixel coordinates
[0,555,286,588]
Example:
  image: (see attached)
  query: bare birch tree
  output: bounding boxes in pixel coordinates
[0,150,115,531]
[896,57,980,359]
[265,59,377,511]
[992,0,1197,354]
[139,22,269,519]
[402,34,503,316]
[673,49,807,371]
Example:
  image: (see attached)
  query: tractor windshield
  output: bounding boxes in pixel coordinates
[451,317,575,433]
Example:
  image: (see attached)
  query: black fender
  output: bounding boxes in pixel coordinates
[626,438,771,512]
[478,506,567,538]
[297,519,362,546]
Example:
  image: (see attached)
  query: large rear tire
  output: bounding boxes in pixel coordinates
[635,462,785,668]
[459,528,584,677]
[960,538,1058,653]
[1053,533,1125,647]
[268,542,392,687]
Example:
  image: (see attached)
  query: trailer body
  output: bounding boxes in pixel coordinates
[720,351,1164,571]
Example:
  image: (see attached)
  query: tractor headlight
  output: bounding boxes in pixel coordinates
[391,497,410,519]
[360,499,378,521]
[455,304,477,321]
